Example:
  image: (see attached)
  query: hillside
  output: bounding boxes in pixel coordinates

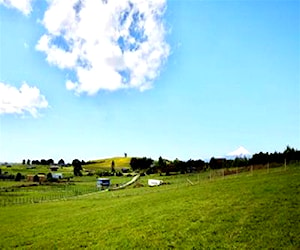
[84,157,132,171]
[0,165,299,249]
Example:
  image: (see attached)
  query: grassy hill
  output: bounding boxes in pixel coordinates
[84,157,132,171]
[0,164,299,249]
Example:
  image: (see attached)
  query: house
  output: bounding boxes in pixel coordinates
[52,173,63,179]
[49,165,59,171]
[96,178,110,190]
[27,174,46,182]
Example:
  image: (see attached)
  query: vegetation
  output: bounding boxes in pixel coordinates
[84,157,132,172]
[0,164,299,249]
[0,147,299,248]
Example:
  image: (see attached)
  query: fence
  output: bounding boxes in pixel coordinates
[0,185,99,206]
[0,163,293,206]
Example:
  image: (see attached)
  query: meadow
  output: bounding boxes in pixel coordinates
[0,163,299,249]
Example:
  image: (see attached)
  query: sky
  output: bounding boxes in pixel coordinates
[0,0,299,163]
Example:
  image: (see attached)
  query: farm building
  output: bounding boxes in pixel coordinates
[49,165,59,171]
[27,174,46,182]
[97,178,110,190]
[51,173,63,179]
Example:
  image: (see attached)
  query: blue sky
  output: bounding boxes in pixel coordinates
[0,0,299,163]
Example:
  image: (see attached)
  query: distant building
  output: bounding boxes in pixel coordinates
[49,165,59,171]
[52,173,63,179]
[27,174,46,182]
[96,178,110,190]
[121,168,129,173]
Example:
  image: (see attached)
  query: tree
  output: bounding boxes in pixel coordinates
[111,160,115,173]
[15,173,22,181]
[22,159,26,165]
[58,159,65,166]
[33,174,39,182]
[130,157,153,171]
[47,173,53,181]
[47,159,54,165]
[40,159,47,165]
[72,159,82,176]
[27,159,31,165]
[209,157,226,169]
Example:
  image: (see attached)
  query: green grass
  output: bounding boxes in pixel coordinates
[0,165,299,249]
[84,157,132,171]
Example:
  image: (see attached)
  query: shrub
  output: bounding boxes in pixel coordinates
[33,175,40,182]
[15,173,22,181]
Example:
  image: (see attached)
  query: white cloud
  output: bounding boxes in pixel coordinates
[0,82,49,117]
[0,0,33,15]
[36,0,170,95]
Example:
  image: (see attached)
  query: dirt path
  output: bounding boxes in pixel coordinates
[110,174,140,190]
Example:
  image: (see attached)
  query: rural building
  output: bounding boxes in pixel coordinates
[51,173,63,179]
[97,178,110,189]
[27,174,46,182]
[49,165,59,171]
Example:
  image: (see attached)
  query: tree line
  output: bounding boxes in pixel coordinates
[23,159,66,166]
[130,146,300,173]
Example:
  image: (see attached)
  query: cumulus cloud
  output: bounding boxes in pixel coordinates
[0,0,33,15]
[0,82,49,117]
[36,0,170,95]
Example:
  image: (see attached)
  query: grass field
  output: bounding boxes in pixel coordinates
[0,164,299,249]
[85,157,132,171]
[0,160,134,205]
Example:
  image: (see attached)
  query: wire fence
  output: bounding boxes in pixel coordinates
[0,185,99,206]
[0,163,293,206]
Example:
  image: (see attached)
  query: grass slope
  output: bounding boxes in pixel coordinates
[0,166,299,249]
[85,157,132,171]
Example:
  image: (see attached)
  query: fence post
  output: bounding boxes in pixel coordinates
[284,159,287,171]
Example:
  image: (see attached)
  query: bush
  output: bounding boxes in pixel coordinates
[15,173,22,181]
[33,175,40,182]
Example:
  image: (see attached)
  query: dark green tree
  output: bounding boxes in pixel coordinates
[47,173,53,181]
[111,160,115,173]
[72,159,83,176]
[130,157,153,171]
[33,174,39,182]
[58,159,65,166]
[15,173,22,181]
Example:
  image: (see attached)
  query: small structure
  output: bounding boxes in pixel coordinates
[97,178,110,190]
[27,174,46,182]
[121,168,129,173]
[148,179,163,187]
[49,165,59,171]
[52,173,63,179]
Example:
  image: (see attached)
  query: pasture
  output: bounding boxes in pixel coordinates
[85,157,132,171]
[0,164,299,249]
